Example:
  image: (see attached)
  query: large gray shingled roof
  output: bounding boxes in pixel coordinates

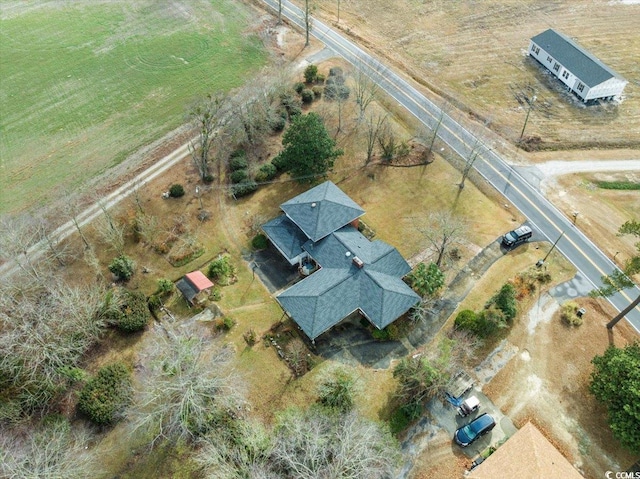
[281,181,365,242]
[277,225,420,339]
[531,29,625,87]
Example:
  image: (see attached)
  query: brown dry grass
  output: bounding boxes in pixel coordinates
[309,0,640,149]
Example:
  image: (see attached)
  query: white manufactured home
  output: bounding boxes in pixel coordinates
[529,29,627,103]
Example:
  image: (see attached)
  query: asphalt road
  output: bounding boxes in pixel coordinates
[262,0,640,333]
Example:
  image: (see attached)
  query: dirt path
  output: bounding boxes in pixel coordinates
[535,159,640,177]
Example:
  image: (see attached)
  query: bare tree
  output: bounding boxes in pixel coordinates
[459,138,488,189]
[196,420,275,479]
[0,420,101,479]
[129,328,245,447]
[188,92,231,181]
[94,201,125,255]
[363,113,387,165]
[416,211,466,268]
[304,0,311,47]
[0,214,45,280]
[270,408,400,479]
[352,63,378,121]
[0,276,106,413]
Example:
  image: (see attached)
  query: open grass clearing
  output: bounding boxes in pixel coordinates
[0,0,267,213]
[309,0,640,149]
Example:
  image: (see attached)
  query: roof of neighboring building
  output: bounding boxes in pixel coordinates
[280,181,365,242]
[176,278,198,304]
[277,225,420,339]
[262,215,308,264]
[531,29,626,87]
[468,422,584,479]
[185,271,214,292]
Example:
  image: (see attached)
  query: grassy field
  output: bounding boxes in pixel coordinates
[312,0,640,150]
[0,0,267,213]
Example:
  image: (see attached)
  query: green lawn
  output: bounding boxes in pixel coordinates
[0,0,267,213]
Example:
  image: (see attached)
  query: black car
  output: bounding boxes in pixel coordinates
[454,413,496,447]
[501,225,532,247]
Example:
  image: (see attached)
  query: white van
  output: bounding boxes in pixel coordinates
[502,225,532,247]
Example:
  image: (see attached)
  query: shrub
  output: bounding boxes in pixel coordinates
[315,73,326,84]
[243,328,257,347]
[108,255,135,281]
[255,163,277,182]
[561,301,583,326]
[231,179,258,198]
[216,316,236,331]
[326,75,345,86]
[229,154,248,172]
[454,309,500,338]
[208,287,222,301]
[271,114,287,132]
[148,294,161,312]
[156,278,174,296]
[203,174,214,184]
[301,88,314,104]
[304,64,318,84]
[230,169,248,184]
[78,362,132,425]
[329,66,343,78]
[324,83,350,101]
[312,85,323,99]
[486,283,518,321]
[103,288,150,333]
[251,233,268,250]
[208,256,235,285]
[280,91,302,119]
[169,184,185,198]
[318,368,356,413]
[294,81,305,94]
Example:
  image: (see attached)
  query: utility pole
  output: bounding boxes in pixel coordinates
[519,95,536,141]
[607,293,640,330]
[537,230,564,267]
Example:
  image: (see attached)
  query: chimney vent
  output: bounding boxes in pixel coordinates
[311,202,317,208]
[352,256,364,268]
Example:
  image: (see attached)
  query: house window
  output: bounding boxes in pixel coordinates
[577,83,585,92]
[535,47,540,54]
[531,44,536,51]
[553,63,560,72]
[562,71,569,79]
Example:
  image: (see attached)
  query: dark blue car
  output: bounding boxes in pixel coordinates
[454,413,496,447]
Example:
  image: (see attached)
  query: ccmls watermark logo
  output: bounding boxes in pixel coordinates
[605,472,640,479]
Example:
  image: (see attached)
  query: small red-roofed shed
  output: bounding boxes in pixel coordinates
[176,271,214,305]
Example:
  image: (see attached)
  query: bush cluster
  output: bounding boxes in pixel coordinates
[485,283,518,321]
[230,169,248,184]
[560,301,583,326]
[103,288,150,333]
[169,184,185,198]
[231,179,258,198]
[251,233,268,250]
[229,151,248,171]
[108,255,135,281]
[207,255,236,285]
[78,362,132,425]
[255,163,277,183]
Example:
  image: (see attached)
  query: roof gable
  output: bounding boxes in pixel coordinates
[185,271,214,292]
[531,29,624,87]
[262,215,308,263]
[468,422,584,479]
[281,181,365,242]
